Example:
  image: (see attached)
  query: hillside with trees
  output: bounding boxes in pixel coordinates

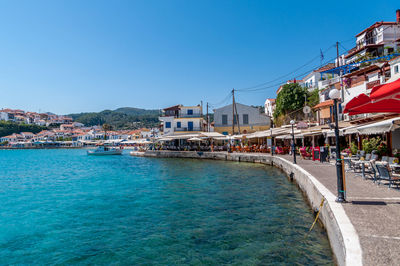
[0,121,47,137]
[68,107,160,129]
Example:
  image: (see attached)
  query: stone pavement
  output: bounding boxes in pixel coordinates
[279,155,400,266]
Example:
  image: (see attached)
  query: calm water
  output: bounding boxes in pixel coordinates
[0,149,333,265]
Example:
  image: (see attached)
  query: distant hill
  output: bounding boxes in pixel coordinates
[68,107,160,130]
[113,107,160,116]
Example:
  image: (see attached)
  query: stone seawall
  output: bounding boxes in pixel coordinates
[132,150,362,266]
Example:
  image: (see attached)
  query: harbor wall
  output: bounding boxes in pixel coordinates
[132,150,362,266]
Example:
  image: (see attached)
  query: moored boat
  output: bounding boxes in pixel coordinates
[87,145,122,155]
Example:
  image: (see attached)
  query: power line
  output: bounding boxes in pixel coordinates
[236,54,339,94]
[236,44,337,92]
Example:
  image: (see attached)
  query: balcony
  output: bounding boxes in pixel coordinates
[174,127,202,132]
[318,76,340,88]
[177,113,202,118]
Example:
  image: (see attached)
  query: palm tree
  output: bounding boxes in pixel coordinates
[102,123,113,140]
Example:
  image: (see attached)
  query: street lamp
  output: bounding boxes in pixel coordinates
[329,88,346,203]
[290,120,296,164]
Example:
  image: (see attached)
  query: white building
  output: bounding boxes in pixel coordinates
[213,103,270,135]
[389,55,400,82]
[0,111,9,121]
[345,10,400,64]
[264,98,276,118]
[159,105,204,135]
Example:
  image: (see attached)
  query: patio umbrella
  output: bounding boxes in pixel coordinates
[370,78,400,101]
[344,78,400,115]
[343,93,371,114]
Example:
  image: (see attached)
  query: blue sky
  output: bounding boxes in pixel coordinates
[0,0,399,114]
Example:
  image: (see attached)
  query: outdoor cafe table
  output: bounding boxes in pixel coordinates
[351,159,370,179]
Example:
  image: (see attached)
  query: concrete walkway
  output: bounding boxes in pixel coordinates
[278,155,400,266]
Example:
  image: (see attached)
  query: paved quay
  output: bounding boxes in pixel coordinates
[278,154,400,266]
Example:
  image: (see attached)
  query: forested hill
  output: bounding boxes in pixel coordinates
[68,107,160,129]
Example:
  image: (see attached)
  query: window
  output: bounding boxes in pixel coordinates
[222,114,228,125]
[243,114,249,125]
[395,65,399,74]
[165,122,171,128]
[233,114,239,125]
[187,109,193,115]
[177,122,181,128]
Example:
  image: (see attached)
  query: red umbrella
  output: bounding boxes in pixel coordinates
[344,78,400,115]
[343,93,371,113]
[370,78,400,101]
[347,99,400,115]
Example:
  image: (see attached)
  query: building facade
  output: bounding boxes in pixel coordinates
[159,104,204,135]
[214,103,270,135]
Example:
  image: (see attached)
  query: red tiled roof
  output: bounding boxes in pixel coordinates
[356,21,398,37]
[313,100,334,109]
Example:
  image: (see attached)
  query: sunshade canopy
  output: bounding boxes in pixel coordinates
[356,117,400,135]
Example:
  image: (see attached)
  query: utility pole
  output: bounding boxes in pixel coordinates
[336,41,340,67]
[232,89,235,135]
[234,100,241,134]
[206,102,209,132]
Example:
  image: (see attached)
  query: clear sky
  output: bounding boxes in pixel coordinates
[0,0,399,114]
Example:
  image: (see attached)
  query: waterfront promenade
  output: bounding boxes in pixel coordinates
[278,154,400,266]
[135,150,400,265]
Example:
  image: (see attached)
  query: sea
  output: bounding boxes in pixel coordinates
[0,149,333,265]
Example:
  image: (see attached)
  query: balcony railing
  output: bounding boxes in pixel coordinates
[318,76,340,88]
[177,114,202,118]
[160,114,202,118]
[174,127,202,132]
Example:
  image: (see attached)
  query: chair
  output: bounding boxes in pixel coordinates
[389,157,396,164]
[276,146,284,155]
[371,154,379,161]
[365,154,371,161]
[343,158,355,172]
[376,164,400,188]
[369,160,379,183]
[343,158,362,173]
[300,147,312,159]
[382,156,389,163]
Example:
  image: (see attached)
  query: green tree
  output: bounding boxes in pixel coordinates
[307,88,320,107]
[274,83,308,119]
[0,121,47,137]
[102,123,113,140]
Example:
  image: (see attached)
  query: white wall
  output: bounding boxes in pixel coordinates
[0,112,9,121]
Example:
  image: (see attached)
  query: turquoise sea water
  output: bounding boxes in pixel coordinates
[0,149,333,265]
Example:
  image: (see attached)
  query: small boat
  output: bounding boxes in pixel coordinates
[87,145,123,155]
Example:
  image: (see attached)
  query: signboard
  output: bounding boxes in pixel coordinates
[267,138,272,146]
[312,147,320,161]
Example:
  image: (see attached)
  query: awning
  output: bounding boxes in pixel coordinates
[271,127,291,137]
[188,137,206,142]
[342,126,359,135]
[246,130,271,139]
[324,129,344,137]
[275,134,304,140]
[163,134,201,140]
[199,132,224,138]
[356,117,400,135]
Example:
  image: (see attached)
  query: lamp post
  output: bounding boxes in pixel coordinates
[290,120,296,164]
[329,88,346,202]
